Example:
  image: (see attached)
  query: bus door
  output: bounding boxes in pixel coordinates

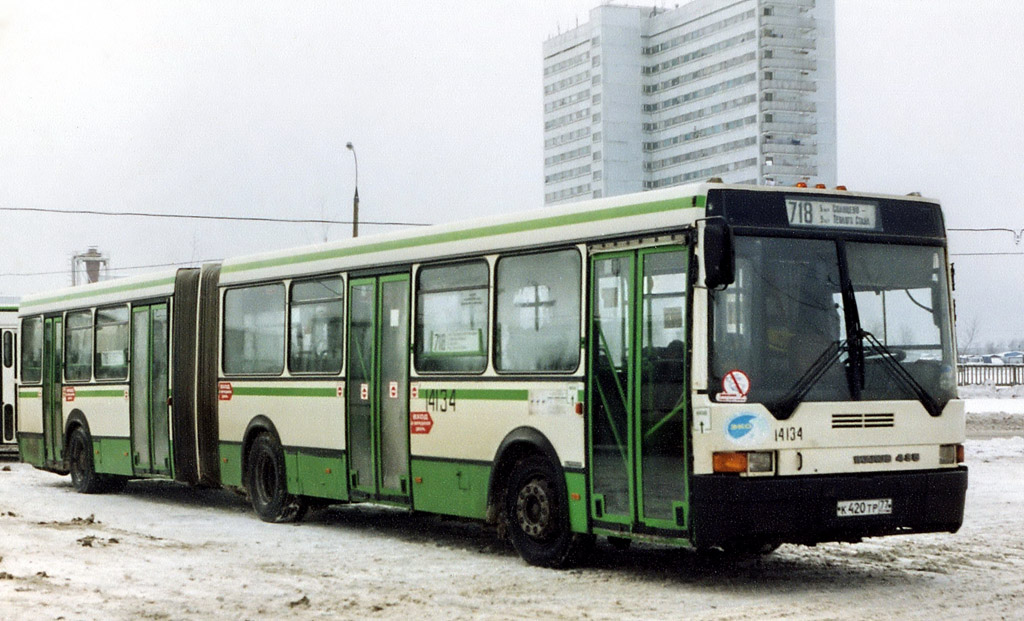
[42,316,64,464]
[346,274,411,504]
[130,303,171,475]
[588,246,691,533]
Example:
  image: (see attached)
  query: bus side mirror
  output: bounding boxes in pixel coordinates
[704,220,734,289]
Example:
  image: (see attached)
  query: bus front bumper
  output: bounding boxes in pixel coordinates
[689,467,968,549]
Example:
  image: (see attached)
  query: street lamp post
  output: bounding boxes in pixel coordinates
[346,141,359,238]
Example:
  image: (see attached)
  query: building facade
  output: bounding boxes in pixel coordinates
[543,0,836,204]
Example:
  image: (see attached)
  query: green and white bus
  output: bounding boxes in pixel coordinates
[2,301,18,453]
[16,182,967,567]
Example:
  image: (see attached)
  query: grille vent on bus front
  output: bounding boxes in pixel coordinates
[832,413,895,429]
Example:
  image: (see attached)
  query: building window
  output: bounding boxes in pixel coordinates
[95,305,129,380]
[593,190,603,198]
[764,92,773,101]
[415,261,489,373]
[593,150,602,161]
[593,170,602,181]
[763,49,773,59]
[65,310,93,382]
[289,277,344,374]
[592,55,601,68]
[763,7,773,16]
[764,71,773,80]
[495,249,581,373]
[592,93,601,105]
[593,132,602,143]
[764,113,774,123]
[224,284,286,375]
[20,317,42,384]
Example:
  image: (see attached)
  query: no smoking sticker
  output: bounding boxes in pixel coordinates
[718,369,751,403]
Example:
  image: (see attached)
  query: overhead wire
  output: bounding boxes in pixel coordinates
[0,205,432,227]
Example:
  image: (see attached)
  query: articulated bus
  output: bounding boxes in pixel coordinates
[16,183,967,567]
[2,301,18,454]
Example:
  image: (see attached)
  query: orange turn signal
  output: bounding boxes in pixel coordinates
[956,444,965,464]
[713,452,748,473]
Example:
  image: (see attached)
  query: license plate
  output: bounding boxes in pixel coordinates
[836,498,892,517]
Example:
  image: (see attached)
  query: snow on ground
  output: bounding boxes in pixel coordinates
[0,398,1020,621]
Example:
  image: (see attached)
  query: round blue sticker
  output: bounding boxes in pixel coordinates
[725,411,770,445]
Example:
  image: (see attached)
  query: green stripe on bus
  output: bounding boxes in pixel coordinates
[452,388,530,401]
[19,390,40,399]
[231,386,339,398]
[22,276,176,310]
[75,389,126,398]
[223,196,704,275]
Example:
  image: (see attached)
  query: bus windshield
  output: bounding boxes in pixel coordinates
[710,236,957,417]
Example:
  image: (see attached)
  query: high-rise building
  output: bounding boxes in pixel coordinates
[543,0,836,204]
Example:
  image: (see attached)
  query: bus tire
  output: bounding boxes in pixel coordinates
[101,475,129,494]
[246,432,307,523]
[505,455,592,568]
[67,426,104,494]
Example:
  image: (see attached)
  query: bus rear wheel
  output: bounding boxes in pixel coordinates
[68,427,105,494]
[505,455,592,568]
[246,432,307,523]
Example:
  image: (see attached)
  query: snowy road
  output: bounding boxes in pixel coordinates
[0,412,1021,620]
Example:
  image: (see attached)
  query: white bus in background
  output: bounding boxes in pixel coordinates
[1,298,18,454]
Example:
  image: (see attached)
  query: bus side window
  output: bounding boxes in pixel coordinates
[2,331,12,368]
[65,310,94,381]
[289,277,344,375]
[415,261,489,373]
[20,317,42,384]
[224,284,287,375]
[95,305,130,380]
[494,249,581,373]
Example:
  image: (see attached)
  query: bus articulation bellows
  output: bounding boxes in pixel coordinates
[15,183,967,567]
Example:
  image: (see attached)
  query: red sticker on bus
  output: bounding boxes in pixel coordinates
[63,386,75,402]
[718,369,751,403]
[410,411,433,434]
[389,381,398,399]
[218,382,233,401]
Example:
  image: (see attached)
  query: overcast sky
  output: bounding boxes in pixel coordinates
[1,1,1022,346]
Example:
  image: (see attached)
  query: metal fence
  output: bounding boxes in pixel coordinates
[957,364,1024,386]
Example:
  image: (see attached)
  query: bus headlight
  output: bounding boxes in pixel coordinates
[713,451,775,474]
[747,451,775,473]
[939,444,964,465]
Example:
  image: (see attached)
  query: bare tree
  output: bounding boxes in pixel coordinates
[956,314,981,355]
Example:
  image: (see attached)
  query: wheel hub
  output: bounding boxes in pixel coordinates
[516,478,555,540]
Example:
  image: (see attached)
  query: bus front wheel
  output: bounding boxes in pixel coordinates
[246,432,307,523]
[505,455,592,568]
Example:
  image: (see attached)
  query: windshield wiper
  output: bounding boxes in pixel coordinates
[859,330,942,416]
[775,339,848,420]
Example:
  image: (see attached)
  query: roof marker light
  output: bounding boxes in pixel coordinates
[795,182,807,188]
[835,185,848,191]
[815,183,826,189]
